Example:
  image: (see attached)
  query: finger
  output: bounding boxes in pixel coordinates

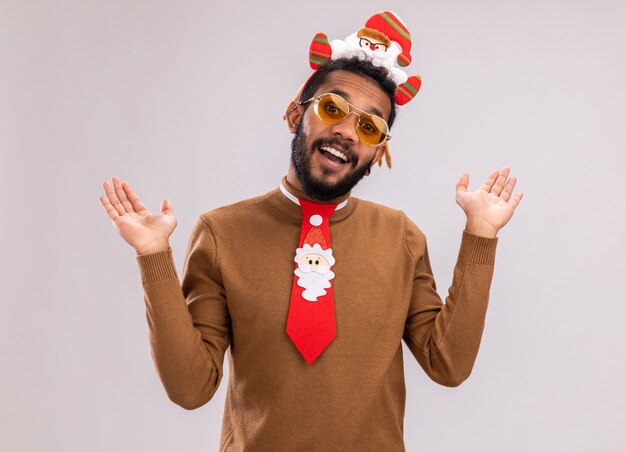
[455,173,469,195]
[98,195,120,222]
[490,166,510,196]
[112,176,134,213]
[499,176,517,202]
[122,181,148,212]
[508,191,524,210]
[479,169,499,192]
[103,179,126,216]
[160,198,173,214]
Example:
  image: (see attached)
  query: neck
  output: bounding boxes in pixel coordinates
[285,163,352,205]
[281,175,351,206]
[286,162,303,193]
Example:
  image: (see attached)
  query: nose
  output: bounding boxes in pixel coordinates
[330,111,359,143]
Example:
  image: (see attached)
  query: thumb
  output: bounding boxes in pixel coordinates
[160,198,173,215]
[456,173,469,196]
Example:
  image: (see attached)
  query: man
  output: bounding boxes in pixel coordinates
[99,13,522,451]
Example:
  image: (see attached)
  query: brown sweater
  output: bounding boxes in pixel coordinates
[136,179,498,451]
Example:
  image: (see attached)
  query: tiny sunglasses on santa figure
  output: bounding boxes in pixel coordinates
[298,93,391,146]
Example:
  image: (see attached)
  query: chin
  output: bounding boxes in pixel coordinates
[291,122,371,201]
[298,163,369,201]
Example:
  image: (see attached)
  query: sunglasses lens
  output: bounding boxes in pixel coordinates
[316,94,350,124]
[357,115,388,146]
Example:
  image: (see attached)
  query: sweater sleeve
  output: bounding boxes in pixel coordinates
[402,217,498,387]
[136,216,230,409]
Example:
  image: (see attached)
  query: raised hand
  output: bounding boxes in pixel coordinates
[99,176,177,254]
[455,167,523,238]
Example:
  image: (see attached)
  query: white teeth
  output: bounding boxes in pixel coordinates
[320,146,348,162]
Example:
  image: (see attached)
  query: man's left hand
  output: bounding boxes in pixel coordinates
[455,167,524,238]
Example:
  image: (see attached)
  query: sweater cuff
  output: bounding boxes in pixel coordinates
[136,247,179,284]
[458,230,498,265]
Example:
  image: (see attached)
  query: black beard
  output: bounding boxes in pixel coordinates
[290,122,373,202]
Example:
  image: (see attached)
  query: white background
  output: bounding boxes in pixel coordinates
[1,0,625,450]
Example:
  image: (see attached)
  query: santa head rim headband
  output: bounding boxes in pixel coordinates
[307,10,422,107]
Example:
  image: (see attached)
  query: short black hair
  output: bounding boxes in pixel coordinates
[298,57,398,128]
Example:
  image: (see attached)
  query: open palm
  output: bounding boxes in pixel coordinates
[455,167,523,238]
[99,176,176,254]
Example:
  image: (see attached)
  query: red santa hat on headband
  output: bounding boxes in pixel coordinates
[363,11,413,68]
[293,215,334,265]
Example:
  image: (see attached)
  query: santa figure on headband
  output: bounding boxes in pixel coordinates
[308,10,421,105]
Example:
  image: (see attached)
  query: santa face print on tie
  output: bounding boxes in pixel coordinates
[294,243,336,302]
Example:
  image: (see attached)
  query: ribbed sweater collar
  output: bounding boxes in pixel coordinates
[266,176,355,224]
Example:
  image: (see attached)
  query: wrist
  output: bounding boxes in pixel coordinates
[135,238,170,255]
[464,219,498,238]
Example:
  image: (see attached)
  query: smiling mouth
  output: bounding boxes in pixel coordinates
[318,146,349,164]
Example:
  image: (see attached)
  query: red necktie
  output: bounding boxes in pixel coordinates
[286,199,338,365]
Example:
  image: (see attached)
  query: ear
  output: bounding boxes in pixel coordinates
[284,101,302,134]
[370,143,389,168]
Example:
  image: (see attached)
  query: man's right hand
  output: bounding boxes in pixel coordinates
[99,176,177,255]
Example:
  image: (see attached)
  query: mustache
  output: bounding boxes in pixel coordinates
[296,264,332,274]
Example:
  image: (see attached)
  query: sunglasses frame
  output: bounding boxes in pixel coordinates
[297,93,391,147]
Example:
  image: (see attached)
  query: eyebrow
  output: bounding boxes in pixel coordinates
[331,89,386,119]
